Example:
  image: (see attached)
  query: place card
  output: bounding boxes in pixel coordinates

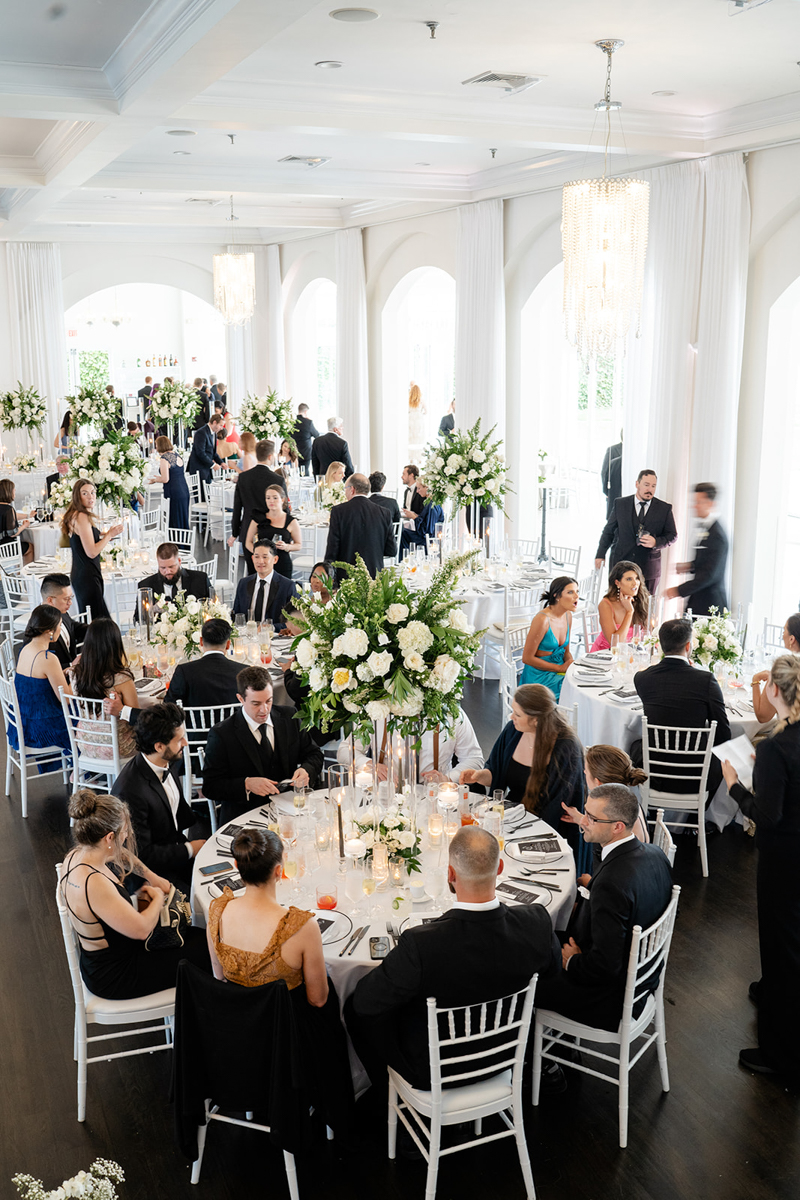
[516,837,561,854]
[496,882,542,905]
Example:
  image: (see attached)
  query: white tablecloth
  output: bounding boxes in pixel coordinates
[27,522,61,560]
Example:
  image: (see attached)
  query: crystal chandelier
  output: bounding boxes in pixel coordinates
[562,40,649,363]
[212,195,256,325]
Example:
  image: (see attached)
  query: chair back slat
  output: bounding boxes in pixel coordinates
[619,885,680,1031]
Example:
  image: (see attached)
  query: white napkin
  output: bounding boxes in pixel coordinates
[608,686,640,705]
[575,669,612,684]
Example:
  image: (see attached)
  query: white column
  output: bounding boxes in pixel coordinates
[335,227,369,472]
[455,199,506,440]
[6,242,68,448]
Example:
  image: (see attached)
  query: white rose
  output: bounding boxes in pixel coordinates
[383,813,401,830]
[435,456,444,467]
[448,608,473,634]
[487,478,500,494]
[468,469,478,480]
[332,628,369,659]
[705,634,718,651]
[361,828,375,847]
[366,699,391,722]
[367,649,393,677]
[396,829,417,849]
[308,665,325,691]
[295,639,317,669]
[356,662,374,682]
[472,448,486,463]
[458,473,467,484]
[386,603,409,624]
[191,630,202,643]
[427,654,461,693]
[403,650,425,671]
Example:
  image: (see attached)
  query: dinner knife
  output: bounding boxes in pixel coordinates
[507,876,562,892]
[347,925,370,955]
[339,926,364,957]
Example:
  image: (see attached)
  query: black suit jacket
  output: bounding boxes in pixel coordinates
[596,494,677,588]
[187,425,222,484]
[169,653,241,708]
[138,568,212,602]
[403,485,424,516]
[202,707,324,824]
[45,472,61,499]
[231,571,297,626]
[601,441,623,518]
[293,415,320,464]
[112,753,195,887]
[675,520,729,617]
[137,386,152,402]
[21,608,87,671]
[438,412,455,438]
[369,492,401,526]
[311,432,355,478]
[324,496,396,580]
[231,464,286,544]
[537,839,673,1031]
[347,904,560,1089]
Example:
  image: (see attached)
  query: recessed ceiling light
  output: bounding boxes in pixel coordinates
[173,150,191,156]
[652,90,676,96]
[315,60,343,68]
[330,8,379,21]
[166,129,196,136]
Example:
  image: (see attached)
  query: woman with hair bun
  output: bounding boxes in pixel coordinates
[59,789,210,1000]
[751,613,800,724]
[519,576,579,700]
[722,655,800,1076]
[561,745,650,856]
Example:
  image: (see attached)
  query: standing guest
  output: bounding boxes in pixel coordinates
[46,455,70,498]
[400,464,423,517]
[408,381,426,449]
[213,382,228,411]
[438,399,455,440]
[138,542,212,602]
[193,386,210,431]
[209,375,220,401]
[595,469,677,595]
[74,617,140,762]
[8,605,72,766]
[148,435,190,530]
[62,479,123,620]
[666,483,729,616]
[245,485,302,580]
[591,561,650,652]
[0,479,33,564]
[368,471,401,526]
[223,412,239,445]
[187,412,224,498]
[398,479,443,559]
[168,619,241,708]
[232,540,297,628]
[600,433,623,519]
[324,473,396,581]
[309,561,335,604]
[238,430,257,473]
[520,576,579,701]
[112,702,206,891]
[137,377,153,403]
[325,461,346,486]
[28,573,88,669]
[293,403,319,475]
[311,416,355,479]
[54,410,74,455]
[215,426,240,470]
[229,440,284,575]
[750,614,800,723]
[723,655,800,1076]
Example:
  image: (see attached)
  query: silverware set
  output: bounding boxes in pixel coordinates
[339,925,370,957]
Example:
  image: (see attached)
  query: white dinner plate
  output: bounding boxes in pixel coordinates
[400,912,444,933]
[312,908,353,945]
[505,840,565,864]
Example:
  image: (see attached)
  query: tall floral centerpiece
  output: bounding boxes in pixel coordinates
[691,607,743,675]
[48,433,147,515]
[0,383,47,439]
[239,390,297,452]
[70,385,120,433]
[13,1159,125,1200]
[149,379,200,443]
[420,419,510,516]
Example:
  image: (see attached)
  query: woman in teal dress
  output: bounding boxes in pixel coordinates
[519,576,580,701]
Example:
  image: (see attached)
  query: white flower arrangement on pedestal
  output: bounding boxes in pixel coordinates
[70,386,119,431]
[13,1158,125,1200]
[50,433,147,513]
[239,390,297,451]
[11,453,37,472]
[319,481,346,510]
[419,418,510,513]
[0,383,47,435]
[152,591,237,660]
[149,379,200,427]
[691,607,743,672]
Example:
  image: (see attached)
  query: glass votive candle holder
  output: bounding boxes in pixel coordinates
[315,820,331,851]
[428,812,443,844]
[389,857,406,887]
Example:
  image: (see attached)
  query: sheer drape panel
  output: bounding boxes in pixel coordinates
[6,242,68,447]
[335,227,370,471]
[224,245,287,412]
[455,199,506,440]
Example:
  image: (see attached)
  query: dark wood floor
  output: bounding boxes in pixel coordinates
[2,677,799,1199]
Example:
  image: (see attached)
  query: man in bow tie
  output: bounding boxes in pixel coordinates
[665,482,729,616]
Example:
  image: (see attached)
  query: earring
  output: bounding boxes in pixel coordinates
[617,587,621,600]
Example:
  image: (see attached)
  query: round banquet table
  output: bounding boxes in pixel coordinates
[560,661,776,830]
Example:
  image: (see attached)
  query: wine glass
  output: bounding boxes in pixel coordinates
[278,813,296,845]
[363,860,381,916]
[292,785,308,814]
[345,857,364,914]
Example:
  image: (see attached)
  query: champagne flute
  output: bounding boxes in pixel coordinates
[345,857,364,914]
[363,860,381,916]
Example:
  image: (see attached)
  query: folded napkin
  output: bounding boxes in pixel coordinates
[608,686,640,705]
[583,650,612,662]
[575,669,612,684]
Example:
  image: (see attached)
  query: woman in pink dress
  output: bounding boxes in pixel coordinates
[590,560,650,652]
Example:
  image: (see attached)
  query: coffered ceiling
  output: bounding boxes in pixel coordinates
[1,0,800,242]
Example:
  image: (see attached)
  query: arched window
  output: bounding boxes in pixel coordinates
[290,278,337,423]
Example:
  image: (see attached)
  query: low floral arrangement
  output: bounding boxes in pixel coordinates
[13,1158,124,1200]
[103,543,127,568]
[290,554,483,742]
[691,607,743,672]
[152,591,237,660]
[0,383,47,434]
[419,418,510,514]
[239,390,297,451]
[352,804,422,873]
[149,379,200,427]
[70,386,119,431]
[55,433,147,513]
[11,453,37,472]
[319,481,346,510]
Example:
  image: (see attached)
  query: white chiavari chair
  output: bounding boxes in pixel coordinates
[642,719,717,877]
[179,703,239,831]
[548,543,581,577]
[59,688,128,792]
[0,675,69,817]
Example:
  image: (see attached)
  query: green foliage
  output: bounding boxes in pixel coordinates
[78,350,110,392]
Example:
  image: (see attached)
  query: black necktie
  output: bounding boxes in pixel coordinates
[638,502,646,526]
[254,578,267,622]
[257,722,273,777]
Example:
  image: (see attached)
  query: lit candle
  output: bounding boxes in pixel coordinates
[428,813,443,843]
[355,769,372,792]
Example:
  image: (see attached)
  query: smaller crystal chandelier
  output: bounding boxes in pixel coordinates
[212,195,256,325]
[562,40,649,363]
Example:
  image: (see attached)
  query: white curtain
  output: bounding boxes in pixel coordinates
[6,242,68,450]
[224,245,286,413]
[455,199,506,440]
[335,227,369,472]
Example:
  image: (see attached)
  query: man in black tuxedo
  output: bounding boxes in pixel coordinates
[293,404,319,475]
[324,473,396,581]
[601,435,623,519]
[368,471,401,526]
[137,376,153,403]
[311,416,355,479]
[665,483,729,617]
[536,785,673,1037]
[229,439,285,575]
[438,399,455,440]
[46,456,70,499]
[112,703,207,891]
[187,413,224,497]
[138,542,213,602]
[168,618,241,708]
[346,825,560,1090]
[202,666,324,825]
[633,617,731,795]
[232,540,297,629]
[23,573,87,669]
[400,464,423,517]
[595,469,677,594]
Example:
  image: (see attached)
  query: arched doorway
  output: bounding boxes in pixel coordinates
[289,278,337,426]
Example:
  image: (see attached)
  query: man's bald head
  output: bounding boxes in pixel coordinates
[345,473,371,496]
[449,825,500,885]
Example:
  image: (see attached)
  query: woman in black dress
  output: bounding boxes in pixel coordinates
[244,484,302,580]
[0,478,33,564]
[723,654,800,1077]
[61,479,122,620]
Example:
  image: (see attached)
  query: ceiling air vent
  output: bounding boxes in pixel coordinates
[462,71,542,96]
[278,155,330,168]
[185,198,223,206]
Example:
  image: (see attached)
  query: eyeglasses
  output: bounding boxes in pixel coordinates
[582,809,619,825]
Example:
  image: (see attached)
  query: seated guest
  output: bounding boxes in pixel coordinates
[26,572,87,670]
[112,702,206,891]
[750,613,800,723]
[398,479,443,560]
[74,617,140,761]
[340,708,484,784]
[202,666,323,825]
[168,618,241,708]
[536,784,673,1051]
[633,617,731,795]
[232,539,298,629]
[459,684,586,865]
[591,561,650,652]
[309,561,334,603]
[561,745,650,874]
[345,826,561,1090]
[10,605,72,767]
[520,576,579,701]
[325,461,346,486]
[46,455,70,498]
[138,541,212,602]
[400,463,423,517]
[0,478,33,565]
[59,789,210,1001]
[368,471,401,526]
[244,485,302,580]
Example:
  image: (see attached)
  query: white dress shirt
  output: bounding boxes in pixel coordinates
[142,753,193,858]
[242,707,275,750]
[452,898,501,911]
[635,497,652,519]
[600,832,638,861]
[338,710,483,783]
[250,570,275,622]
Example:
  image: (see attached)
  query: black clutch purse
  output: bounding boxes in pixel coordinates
[144,884,192,951]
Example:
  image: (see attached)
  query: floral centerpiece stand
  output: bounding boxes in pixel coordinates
[419,418,510,555]
[149,379,201,447]
[0,383,48,462]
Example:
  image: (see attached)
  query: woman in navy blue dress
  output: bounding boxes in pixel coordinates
[149,435,190,530]
[8,605,72,769]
